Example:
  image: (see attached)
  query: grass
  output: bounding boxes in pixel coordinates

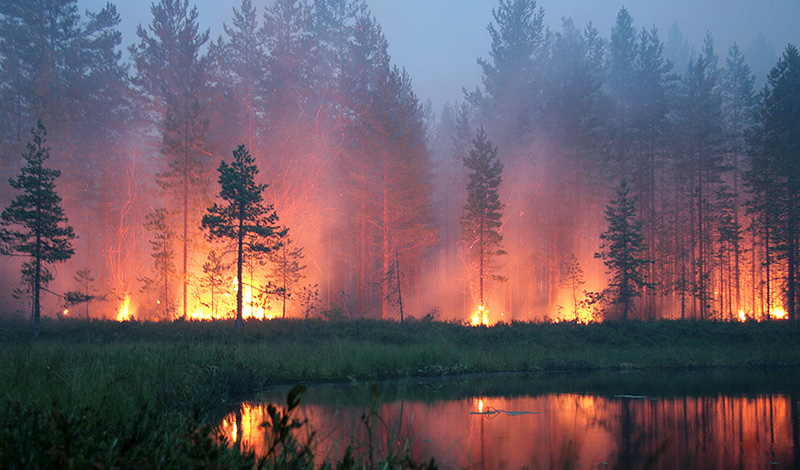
[1,316,798,468]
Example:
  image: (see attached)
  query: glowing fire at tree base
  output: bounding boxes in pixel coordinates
[470,305,489,326]
[116,296,131,321]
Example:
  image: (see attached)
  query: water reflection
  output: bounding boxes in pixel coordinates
[219,390,797,468]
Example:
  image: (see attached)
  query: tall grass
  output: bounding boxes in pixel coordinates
[1,316,798,467]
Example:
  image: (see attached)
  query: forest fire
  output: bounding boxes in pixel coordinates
[116,296,132,321]
[470,305,490,326]
[771,307,787,320]
[0,0,797,328]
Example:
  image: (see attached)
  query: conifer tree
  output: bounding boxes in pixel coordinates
[0,121,75,337]
[201,249,231,319]
[747,44,800,321]
[596,179,651,319]
[721,42,756,315]
[461,127,505,307]
[202,144,284,332]
[561,253,586,320]
[472,0,545,141]
[267,235,306,318]
[142,208,176,319]
[131,0,212,319]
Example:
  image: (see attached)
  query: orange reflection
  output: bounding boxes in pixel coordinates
[218,393,796,468]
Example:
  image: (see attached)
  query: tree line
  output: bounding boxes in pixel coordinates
[0,0,797,323]
[431,1,799,321]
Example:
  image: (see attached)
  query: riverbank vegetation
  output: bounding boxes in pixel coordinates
[1,317,798,468]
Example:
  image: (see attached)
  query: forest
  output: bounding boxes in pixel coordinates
[0,0,798,325]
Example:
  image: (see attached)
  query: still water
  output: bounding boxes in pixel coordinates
[218,370,800,469]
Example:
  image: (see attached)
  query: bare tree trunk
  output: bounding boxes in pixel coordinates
[34,234,41,338]
[236,216,244,333]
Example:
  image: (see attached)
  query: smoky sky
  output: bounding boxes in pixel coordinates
[78,0,799,111]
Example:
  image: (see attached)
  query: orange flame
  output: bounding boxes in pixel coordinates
[738,310,746,322]
[470,305,489,326]
[116,295,131,321]
[771,307,787,320]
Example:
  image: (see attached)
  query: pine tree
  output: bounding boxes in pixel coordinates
[677,33,725,319]
[608,7,637,179]
[202,144,284,332]
[746,44,800,321]
[142,208,176,319]
[561,253,586,320]
[340,14,436,318]
[216,0,267,151]
[131,0,212,319]
[201,249,231,319]
[266,235,306,318]
[721,42,756,316]
[0,121,75,337]
[596,179,651,320]
[461,126,505,307]
[472,0,545,141]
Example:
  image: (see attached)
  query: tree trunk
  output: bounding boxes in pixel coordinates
[396,251,404,323]
[34,243,41,338]
[236,216,244,333]
[281,244,287,318]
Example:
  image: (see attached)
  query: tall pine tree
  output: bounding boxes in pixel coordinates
[131,0,212,319]
[596,179,651,320]
[202,144,284,332]
[461,127,505,308]
[0,121,75,337]
[746,44,800,321]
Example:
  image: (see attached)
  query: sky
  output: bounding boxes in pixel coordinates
[78,0,800,111]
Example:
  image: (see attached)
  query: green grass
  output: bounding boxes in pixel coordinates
[1,316,798,468]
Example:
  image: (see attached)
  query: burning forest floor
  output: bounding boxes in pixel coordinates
[1,317,798,468]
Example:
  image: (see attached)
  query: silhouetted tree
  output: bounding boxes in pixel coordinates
[721,42,756,316]
[201,249,231,319]
[471,0,545,141]
[131,0,212,319]
[202,144,284,332]
[267,235,306,318]
[677,34,725,319]
[746,44,800,321]
[341,14,436,318]
[608,7,637,179]
[561,253,586,320]
[596,180,651,319]
[0,122,75,337]
[461,127,505,307]
[142,208,176,319]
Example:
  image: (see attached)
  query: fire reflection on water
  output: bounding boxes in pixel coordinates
[218,393,797,468]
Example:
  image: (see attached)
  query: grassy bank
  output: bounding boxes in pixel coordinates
[1,317,798,468]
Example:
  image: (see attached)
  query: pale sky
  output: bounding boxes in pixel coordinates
[79,0,800,111]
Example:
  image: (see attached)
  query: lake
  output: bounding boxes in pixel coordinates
[218,369,800,469]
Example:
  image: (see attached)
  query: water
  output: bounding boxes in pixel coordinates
[218,369,800,469]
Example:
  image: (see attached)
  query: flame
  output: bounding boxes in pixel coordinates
[477,398,484,414]
[771,307,787,320]
[470,305,489,326]
[738,310,746,322]
[116,295,131,321]
[189,305,210,321]
[62,309,69,316]
[188,278,276,321]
